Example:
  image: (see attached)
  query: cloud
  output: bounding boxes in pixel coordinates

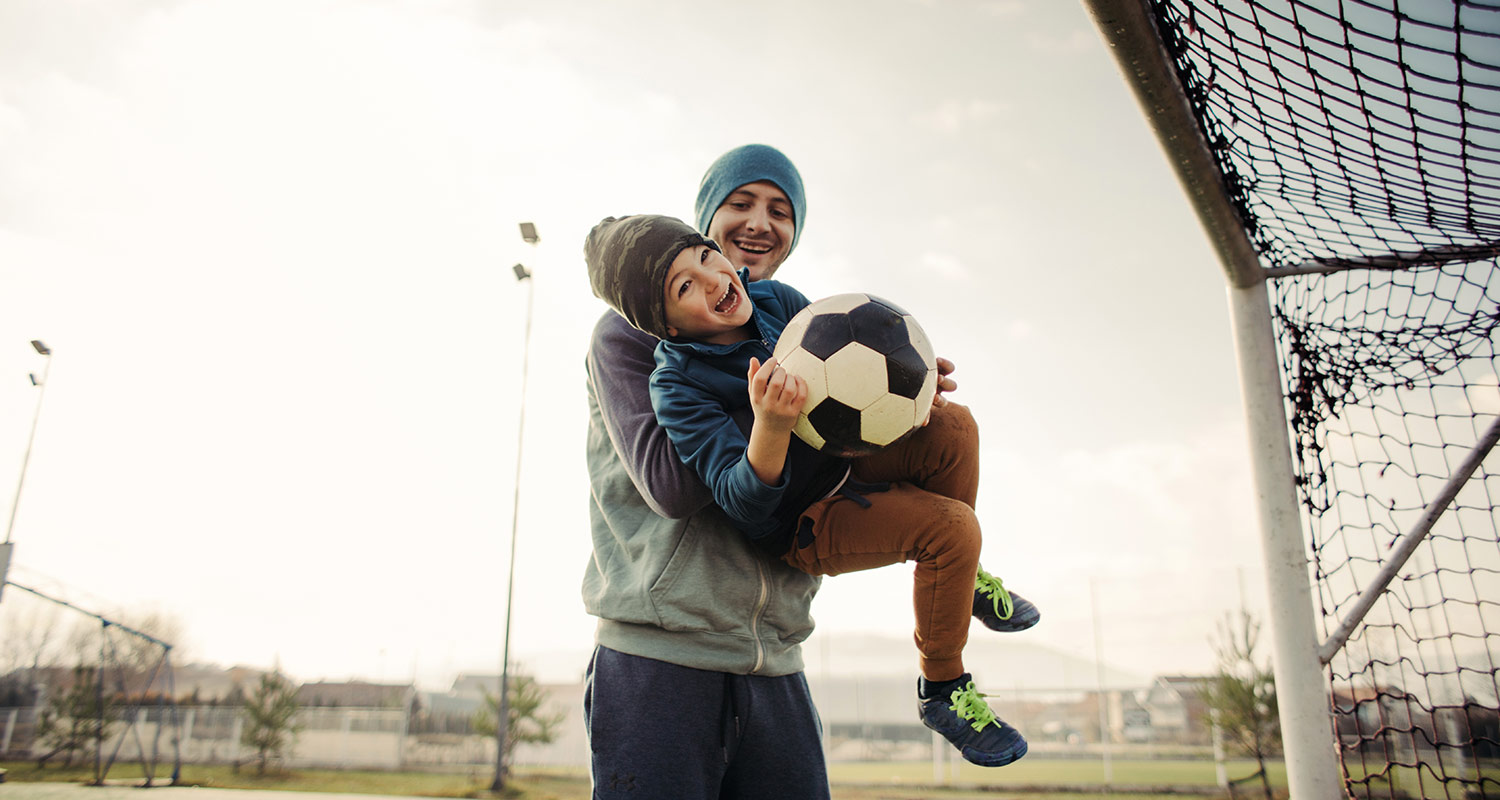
[1465,371,1500,416]
[981,1,1025,17]
[1026,28,1098,55]
[919,251,969,280]
[916,98,1005,134]
[984,422,1260,576]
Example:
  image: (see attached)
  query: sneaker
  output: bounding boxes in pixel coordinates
[973,566,1040,632]
[918,676,1028,767]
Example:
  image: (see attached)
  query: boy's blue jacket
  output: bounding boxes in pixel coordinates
[650,271,850,555]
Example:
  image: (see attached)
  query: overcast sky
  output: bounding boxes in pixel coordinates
[0,0,1273,690]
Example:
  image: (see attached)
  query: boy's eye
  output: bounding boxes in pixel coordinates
[700,247,710,263]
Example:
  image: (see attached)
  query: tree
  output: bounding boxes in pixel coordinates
[240,671,301,775]
[1202,610,1281,800]
[473,674,567,772]
[34,665,118,769]
[111,610,185,674]
[0,598,62,677]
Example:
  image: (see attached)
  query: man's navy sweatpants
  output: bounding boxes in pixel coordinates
[584,646,831,799]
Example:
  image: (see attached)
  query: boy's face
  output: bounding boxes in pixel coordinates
[663,244,754,344]
[705,181,795,281]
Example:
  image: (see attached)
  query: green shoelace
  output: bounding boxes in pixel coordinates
[975,566,1014,620]
[948,682,1000,732]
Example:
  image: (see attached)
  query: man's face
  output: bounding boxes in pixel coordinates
[663,245,754,344]
[705,181,795,281]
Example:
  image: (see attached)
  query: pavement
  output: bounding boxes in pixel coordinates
[1,785,410,800]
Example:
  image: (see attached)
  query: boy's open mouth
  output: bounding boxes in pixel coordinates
[715,284,740,314]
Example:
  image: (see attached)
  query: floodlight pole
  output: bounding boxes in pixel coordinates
[493,224,538,793]
[5,340,52,546]
[2,340,53,603]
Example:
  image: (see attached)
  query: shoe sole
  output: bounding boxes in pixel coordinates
[962,738,1028,767]
[980,610,1041,632]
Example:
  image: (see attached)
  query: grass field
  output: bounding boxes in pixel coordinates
[2,758,1283,800]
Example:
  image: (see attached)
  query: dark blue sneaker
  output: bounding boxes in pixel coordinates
[918,676,1028,767]
[973,566,1040,632]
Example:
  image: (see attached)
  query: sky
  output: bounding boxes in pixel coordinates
[0,0,1275,691]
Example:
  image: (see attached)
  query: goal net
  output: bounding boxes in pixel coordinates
[1099,0,1498,795]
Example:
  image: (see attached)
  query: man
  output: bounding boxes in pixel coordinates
[580,144,1034,794]
[581,144,831,799]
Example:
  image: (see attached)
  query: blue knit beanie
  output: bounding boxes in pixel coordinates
[693,144,807,256]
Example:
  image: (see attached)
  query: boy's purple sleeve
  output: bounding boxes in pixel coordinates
[586,311,713,519]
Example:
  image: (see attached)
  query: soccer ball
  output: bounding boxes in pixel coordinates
[771,293,938,457]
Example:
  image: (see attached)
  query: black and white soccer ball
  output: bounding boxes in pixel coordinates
[771,293,938,457]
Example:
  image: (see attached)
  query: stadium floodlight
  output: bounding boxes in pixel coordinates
[6,340,52,546]
[493,226,538,793]
[4,340,53,603]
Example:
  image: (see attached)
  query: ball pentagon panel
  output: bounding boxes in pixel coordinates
[862,393,920,447]
[903,315,936,367]
[885,343,930,399]
[847,301,911,355]
[822,343,890,410]
[807,293,871,315]
[806,398,871,457]
[799,314,854,360]
[778,347,829,412]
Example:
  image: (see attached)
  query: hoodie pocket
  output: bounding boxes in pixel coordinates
[649,512,769,634]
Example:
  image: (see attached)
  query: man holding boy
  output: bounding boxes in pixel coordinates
[580,144,1036,795]
[581,144,831,799]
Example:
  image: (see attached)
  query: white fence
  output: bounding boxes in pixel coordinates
[0,704,589,770]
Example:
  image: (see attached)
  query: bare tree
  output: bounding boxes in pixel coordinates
[1202,610,1281,800]
[0,597,62,676]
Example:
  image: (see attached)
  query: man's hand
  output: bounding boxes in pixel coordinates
[748,357,808,433]
[921,356,958,426]
[933,356,957,407]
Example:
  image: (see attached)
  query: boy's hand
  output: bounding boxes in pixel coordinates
[748,357,807,434]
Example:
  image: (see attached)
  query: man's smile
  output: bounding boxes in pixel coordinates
[733,237,773,255]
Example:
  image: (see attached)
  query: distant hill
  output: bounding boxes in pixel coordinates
[801,631,1150,690]
[509,631,1150,691]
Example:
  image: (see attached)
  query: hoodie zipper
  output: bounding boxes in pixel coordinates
[749,558,770,673]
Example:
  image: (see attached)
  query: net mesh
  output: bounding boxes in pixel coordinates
[1143,0,1500,794]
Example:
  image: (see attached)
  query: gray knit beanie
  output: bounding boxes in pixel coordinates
[585,214,720,339]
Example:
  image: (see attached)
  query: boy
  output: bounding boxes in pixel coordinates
[584,213,1036,767]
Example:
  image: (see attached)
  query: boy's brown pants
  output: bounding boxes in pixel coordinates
[783,401,981,682]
